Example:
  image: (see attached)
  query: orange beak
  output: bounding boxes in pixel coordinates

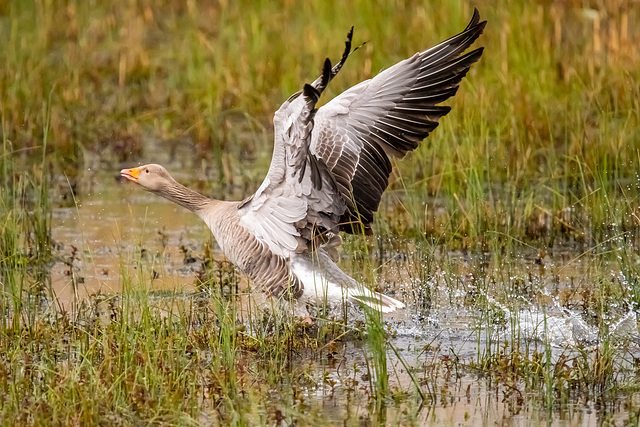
[120,167,141,182]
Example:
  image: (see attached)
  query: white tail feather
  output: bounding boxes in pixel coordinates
[348,288,405,313]
[292,253,405,314]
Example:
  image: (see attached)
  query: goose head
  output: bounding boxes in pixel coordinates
[121,164,211,213]
[120,164,173,192]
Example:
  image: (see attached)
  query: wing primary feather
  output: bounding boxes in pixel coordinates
[418,48,484,82]
[310,26,355,93]
[323,58,332,86]
[467,8,480,30]
[303,83,321,104]
[311,58,333,95]
[331,26,353,79]
[255,10,485,261]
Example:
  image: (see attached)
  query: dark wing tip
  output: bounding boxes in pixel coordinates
[310,26,357,93]
[343,27,354,58]
[467,8,481,30]
[457,46,485,70]
[461,8,486,45]
[303,83,321,103]
[469,46,485,61]
[322,58,332,87]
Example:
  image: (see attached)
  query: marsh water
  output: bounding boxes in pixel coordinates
[44,147,640,426]
[4,1,640,423]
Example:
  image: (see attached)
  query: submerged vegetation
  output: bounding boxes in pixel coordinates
[1,0,639,424]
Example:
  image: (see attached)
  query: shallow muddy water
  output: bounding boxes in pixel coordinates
[46,166,640,425]
[51,181,206,303]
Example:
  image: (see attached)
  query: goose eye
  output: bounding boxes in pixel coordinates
[145,169,149,173]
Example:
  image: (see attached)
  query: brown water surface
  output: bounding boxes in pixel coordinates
[51,174,210,305]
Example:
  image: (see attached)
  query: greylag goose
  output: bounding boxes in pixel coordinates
[121,10,485,313]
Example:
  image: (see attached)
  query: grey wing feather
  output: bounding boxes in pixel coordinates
[238,30,356,257]
[240,9,484,261]
[310,9,486,233]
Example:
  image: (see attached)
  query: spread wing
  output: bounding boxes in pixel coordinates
[239,9,486,260]
[312,9,486,233]
[237,30,356,258]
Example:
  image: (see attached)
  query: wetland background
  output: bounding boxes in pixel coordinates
[1,0,640,425]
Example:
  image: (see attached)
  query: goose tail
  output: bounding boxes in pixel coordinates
[349,288,405,313]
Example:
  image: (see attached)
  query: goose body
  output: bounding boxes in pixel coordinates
[121,11,486,313]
